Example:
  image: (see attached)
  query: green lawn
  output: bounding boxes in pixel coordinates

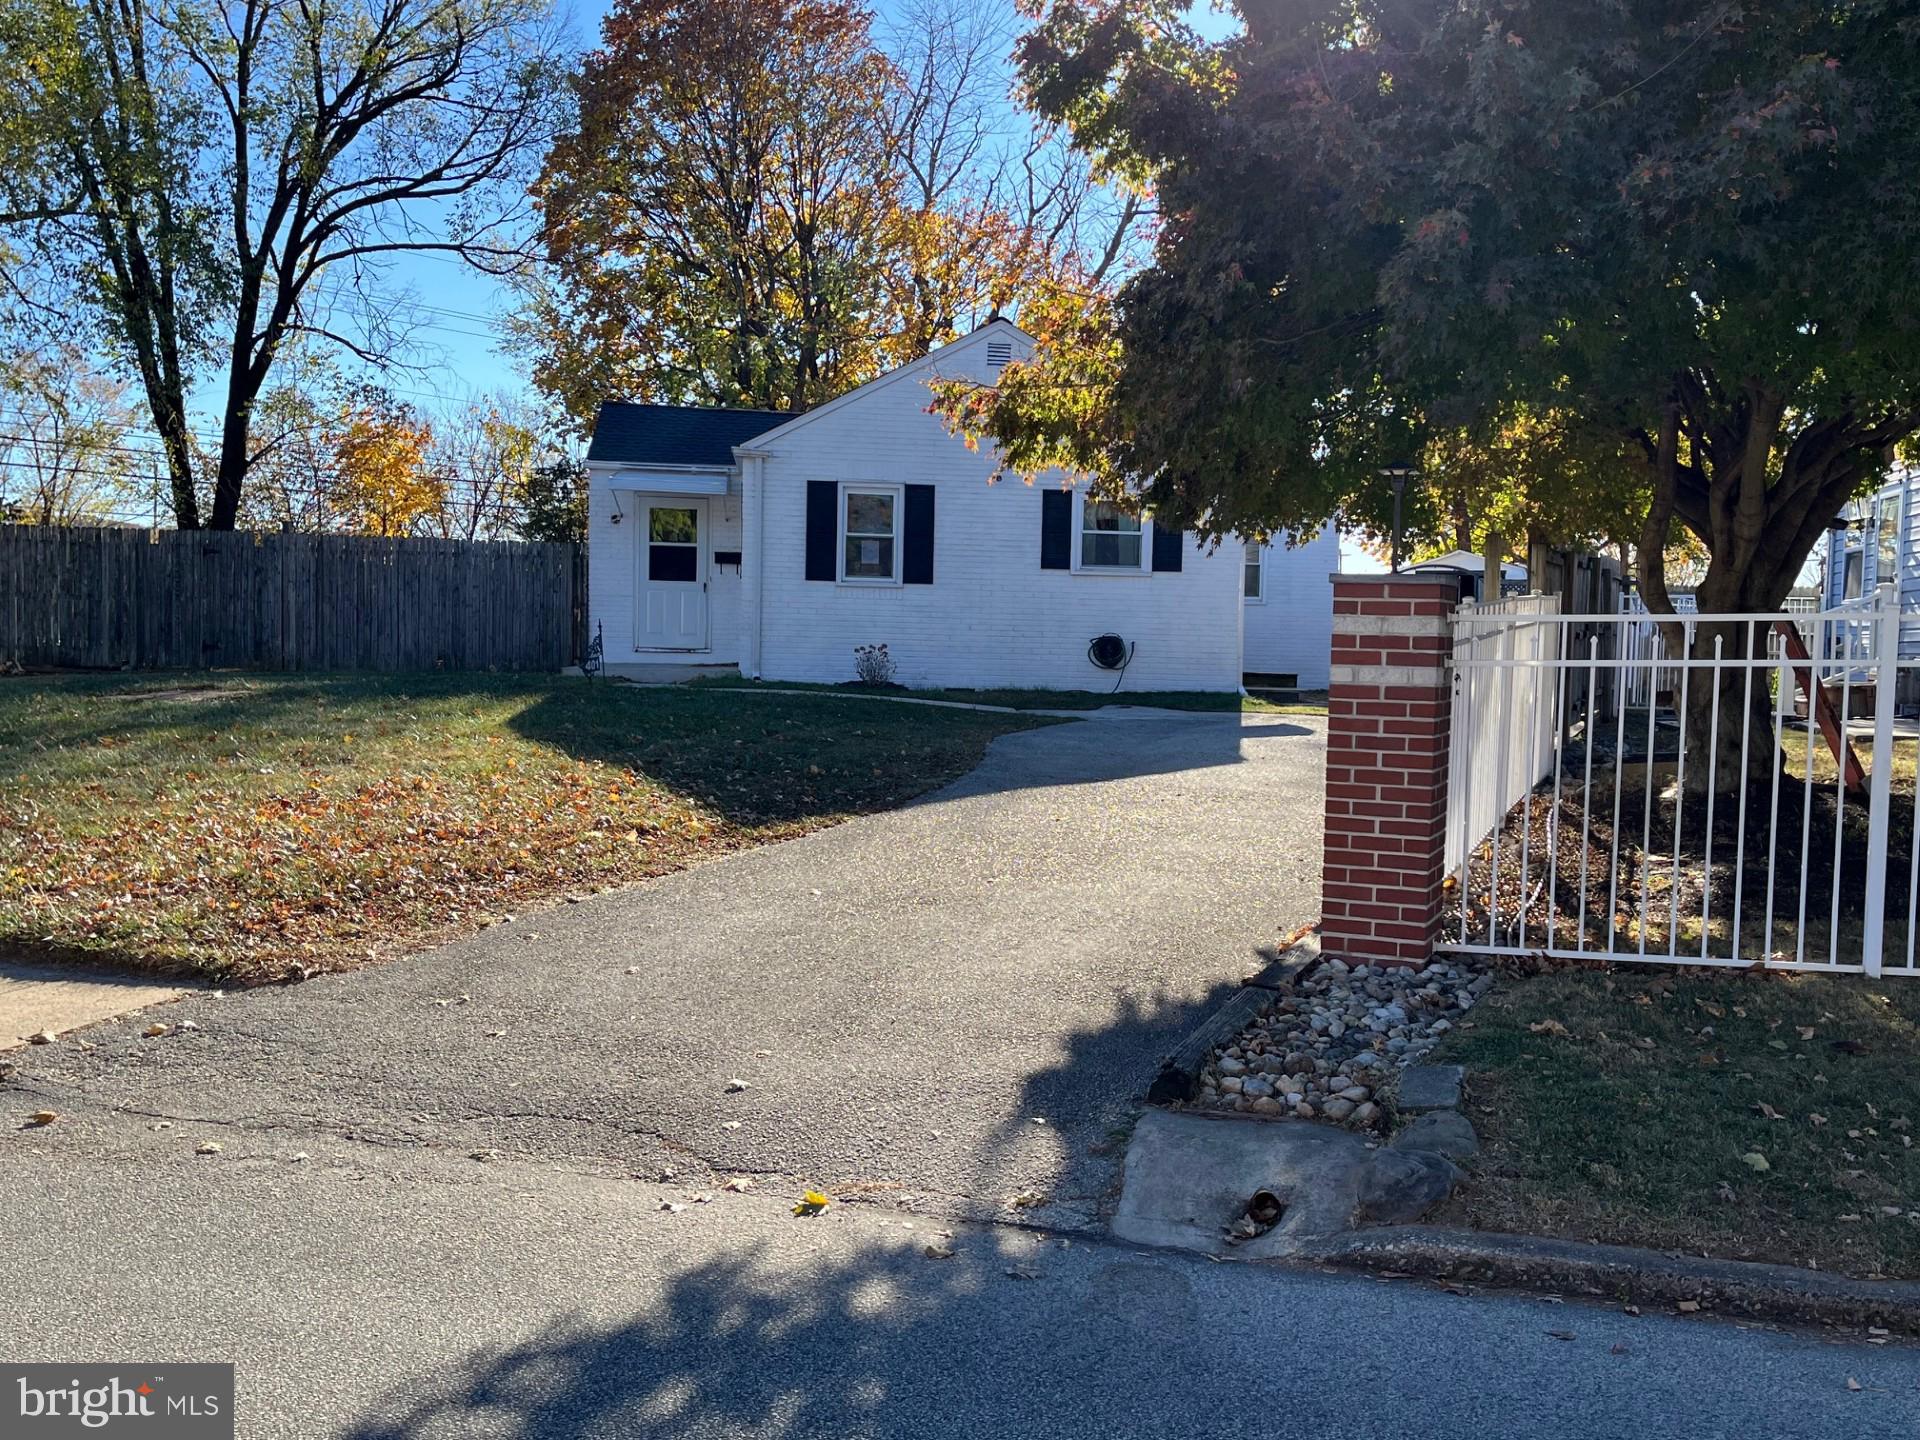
[1431,966,1920,1279]
[0,674,1054,984]
[697,678,1328,716]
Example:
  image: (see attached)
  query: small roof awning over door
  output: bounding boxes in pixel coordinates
[605,467,730,496]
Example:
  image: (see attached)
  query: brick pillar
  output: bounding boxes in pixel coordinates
[1319,573,1457,968]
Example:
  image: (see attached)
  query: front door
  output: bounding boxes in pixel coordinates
[637,499,709,650]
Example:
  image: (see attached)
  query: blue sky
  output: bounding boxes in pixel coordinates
[350,1,1242,417]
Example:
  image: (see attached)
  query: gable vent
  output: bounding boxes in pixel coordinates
[985,339,1014,370]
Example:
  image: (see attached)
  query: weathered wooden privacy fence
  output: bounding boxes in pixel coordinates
[0,525,588,672]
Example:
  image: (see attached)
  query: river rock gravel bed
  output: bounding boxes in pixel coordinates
[1188,958,1496,1129]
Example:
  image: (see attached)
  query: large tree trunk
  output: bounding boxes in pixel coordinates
[1678,617,1780,797]
[1634,370,1915,800]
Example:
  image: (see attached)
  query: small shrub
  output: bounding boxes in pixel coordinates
[853,642,896,687]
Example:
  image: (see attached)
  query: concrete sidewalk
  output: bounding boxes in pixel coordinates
[0,959,193,1050]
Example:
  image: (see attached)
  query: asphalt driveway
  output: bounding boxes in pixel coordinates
[7,709,1324,1221]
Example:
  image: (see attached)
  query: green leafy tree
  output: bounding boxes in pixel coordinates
[517,456,587,543]
[952,0,1920,791]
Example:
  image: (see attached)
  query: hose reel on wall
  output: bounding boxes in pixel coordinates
[1088,632,1135,692]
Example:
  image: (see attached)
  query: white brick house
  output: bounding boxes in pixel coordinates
[585,321,1331,692]
[1241,524,1340,688]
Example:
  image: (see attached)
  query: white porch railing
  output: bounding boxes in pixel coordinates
[1445,586,1915,975]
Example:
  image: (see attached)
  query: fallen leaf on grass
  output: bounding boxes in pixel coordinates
[1832,1039,1870,1056]
[793,1190,831,1217]
[1810,1114,1829,1127]
[1528,1019,1572,1038]
[1797,1026,1816,1041]
[1741,1151,1771,1172]
[1755,1103,1785,1121]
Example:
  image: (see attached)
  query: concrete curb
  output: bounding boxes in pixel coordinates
[1299,1225,1920,1334]
[1145,935,1319,1105]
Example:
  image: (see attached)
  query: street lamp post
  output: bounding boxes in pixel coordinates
[1379,462,1417,573]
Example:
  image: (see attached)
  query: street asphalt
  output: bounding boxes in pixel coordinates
[5,709,1913,1436]
[4,1132,1914,1439]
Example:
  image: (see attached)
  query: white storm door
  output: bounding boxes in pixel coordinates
[637,499,709,650]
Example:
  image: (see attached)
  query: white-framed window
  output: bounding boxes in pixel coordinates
[1243,542,1264,602]
[1074,493,1149,573]
[839,483,900,584]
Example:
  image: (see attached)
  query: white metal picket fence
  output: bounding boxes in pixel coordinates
[1444,586,1917,975]
[1447,595,1563,873]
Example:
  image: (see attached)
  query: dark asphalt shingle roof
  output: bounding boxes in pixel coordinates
[586,402,793,468]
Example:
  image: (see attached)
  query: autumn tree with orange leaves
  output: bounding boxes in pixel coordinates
[525,0,1146,425]
[329,393,440,537]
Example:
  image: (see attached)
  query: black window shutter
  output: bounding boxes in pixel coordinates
[1151,522,1184,573]
[903,484,935,584]
[804,481,837,582]
[1040,490,1072,570]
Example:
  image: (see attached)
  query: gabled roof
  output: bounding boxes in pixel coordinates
[732,319,1035,455]
[586,402,792,469]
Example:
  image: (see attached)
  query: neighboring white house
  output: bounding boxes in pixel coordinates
[1402,550,1530,601]
[1241,525,1340,687]
[585,321,1262,691]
